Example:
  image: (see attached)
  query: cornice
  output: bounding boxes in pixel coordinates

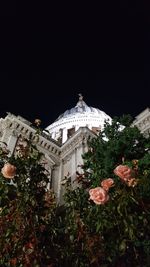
[0,115,97,163]
[0,115,61,162]
[60,127,95,159]
[133,113,150,132]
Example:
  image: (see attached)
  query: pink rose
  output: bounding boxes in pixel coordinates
[114,165,133,181]
[101,178,114,191]
[89,187,109,205]
[1,163,16,179]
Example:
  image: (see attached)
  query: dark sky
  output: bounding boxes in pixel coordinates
[1,1,149,128]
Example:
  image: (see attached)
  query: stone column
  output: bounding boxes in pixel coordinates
[75,125,79,131]
[62,128,68,143]
[57,161,63,201]
[7,130,18,155]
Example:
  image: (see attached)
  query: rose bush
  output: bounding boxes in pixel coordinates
[1,115,150,267]
[0,137,64,267]
[62,116,150,267]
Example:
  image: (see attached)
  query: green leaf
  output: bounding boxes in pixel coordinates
[119,239,126,252]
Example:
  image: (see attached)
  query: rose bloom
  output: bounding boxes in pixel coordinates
[127,178,138,187]
[89,187,109,205]
[114,165,133,181]
[132,159,138,165]
[101,178,114,191]
[34,118,41,126]
[1,163,16,179]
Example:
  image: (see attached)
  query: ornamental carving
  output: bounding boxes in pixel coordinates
[1,119,11,131]
[63,154,72,164]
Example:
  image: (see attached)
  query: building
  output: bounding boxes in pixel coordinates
[132,107,150,137]
[0,95,149,202]
[0,95,111,202]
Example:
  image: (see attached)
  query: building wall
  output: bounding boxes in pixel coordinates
[0,113,94,203]
[132,108,150,137]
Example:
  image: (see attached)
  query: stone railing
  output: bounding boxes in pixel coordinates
[0,114,61,159]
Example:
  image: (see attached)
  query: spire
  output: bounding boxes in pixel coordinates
[76,93,88,109]
[78,93,83,101]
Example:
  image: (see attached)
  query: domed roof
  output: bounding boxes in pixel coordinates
[55,94,110,121]
[45,94,112,143]
[45,94,111,140]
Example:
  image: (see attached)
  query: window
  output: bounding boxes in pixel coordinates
[67,127,75,138]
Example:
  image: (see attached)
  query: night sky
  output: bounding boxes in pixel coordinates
[1,1,149,128]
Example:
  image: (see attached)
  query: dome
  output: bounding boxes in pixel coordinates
[45,94,111,144]
[56,96,107,120]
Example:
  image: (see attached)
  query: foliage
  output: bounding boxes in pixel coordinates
[0,116,150,267]
[62,116,150,267]
[0,136,63,267]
